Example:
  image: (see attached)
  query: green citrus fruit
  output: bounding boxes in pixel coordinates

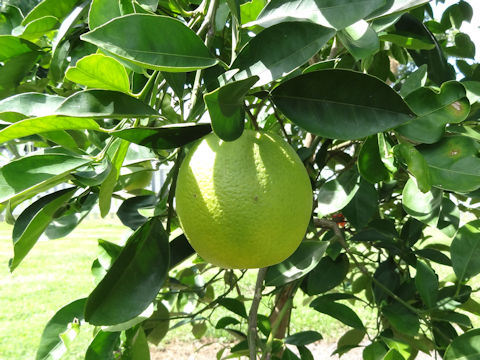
[175,130,312,269]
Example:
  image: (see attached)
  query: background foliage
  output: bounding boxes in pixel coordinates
[1,0,480,359]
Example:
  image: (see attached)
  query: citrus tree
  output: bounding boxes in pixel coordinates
[1,0,480,358]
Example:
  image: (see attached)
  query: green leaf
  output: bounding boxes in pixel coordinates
[169,233,195,269]
[0,5,23,35]
[0,154,90,205]
[162,71,185,99]
[36,298,87,360]
[415,248,451,266]
[382,302,419,336]
[9,187,76,271]
[397,81,470,144]
[0,35,39,61]
[111,123,211,149]
[55,90,158,118]
[306,253,349,295]
[402,177,442,226]
[216,316,240,329]
[393,143,431,192]
[85,330,120,360]
[334,329,366,356]
[88,0,122,29]
[265,240,328,286]
[418,135,480,193]
[45,193,98,239]
[143,302,170,345]
[102,303,154,332]
[310,296,364,329]
[384,349,405,360]
[399,64,427,97]
[285,331,323,346]
[218,298,248,319]
[444,328,480,360]
[317,167,360,217]
[380,33,435,50]
[358,135,390,183]
[17,16,59,41]
[337,20,379,60]
[125,327,150,360]
[451,220,480,283]
[362,341,387,360]
[248,0,385,30]
[367,0,430,19]
[84,217,170,325]
[0,116,101,144]
[230,22,334,87]
[445,33,476,59]
[99,139,129,217]
[0,93,65,117]
[342,180,378,229]
[22,0,80,25]
[65,54,130,93]
[0,51,39,99]
[437,197,460,238]
[117,195,156,230]
[271,69,414,140]
[81,14,217,72]
[205,76,258,141]
[415,260,438,308]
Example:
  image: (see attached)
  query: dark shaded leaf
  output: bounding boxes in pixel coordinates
[85,217,170,325]
[169,233,195,269]
[85,330,120,360]
[310,297,364,329]
[271,69,414,140]
[306,253,349,295]
[358,135,390,183]
[382,302,419,336]
[111,123,212,149]
[117,195,157,230]
[265,240,328,286]
[444,328,480,360]
[415,260,438,308]
[285,331,323,346]
[342,180,378,229]
[10,187,76,271]
[217,298,248,319]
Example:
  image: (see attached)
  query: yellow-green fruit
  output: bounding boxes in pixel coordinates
[175,130,312,269]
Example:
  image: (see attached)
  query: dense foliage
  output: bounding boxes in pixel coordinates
[1,0,480,358]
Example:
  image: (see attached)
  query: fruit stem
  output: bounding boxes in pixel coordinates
[248,267,268,360]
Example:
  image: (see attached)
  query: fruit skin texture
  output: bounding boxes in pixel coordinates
[175,130,312,269]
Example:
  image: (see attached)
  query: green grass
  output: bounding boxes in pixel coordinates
[0,218,374,359]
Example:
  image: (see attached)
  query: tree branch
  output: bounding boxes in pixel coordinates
[249,267,267,360]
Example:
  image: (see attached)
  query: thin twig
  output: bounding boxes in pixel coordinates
[248,267,267,360]
[245,106,260,130]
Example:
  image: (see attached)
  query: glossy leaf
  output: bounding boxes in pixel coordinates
[102,304,154,332]
[306,253,349,295]
[0,52,39,99]
[380,33,435,50]
[265,241,328,286]
[418,135,480,193]
[117,195,157,230]
[367,0,430,19]
[0,35,39,61]
[337,20,379,60]
[0,93,65,117]
[397,81,470,144]
[402,177,442,226]
[317,167,360,217]
[0,116,101,144]
[415,260,438,308]
[444,328,480,360]
[358,135,390,183]
[0,5,23,35]
[111,123,211,149]
[271,69,414,140]
[85,330,120,360]
[0,154,90,204]
[84,217,170,325]
[393,143,431,192]
[205,76,258,141]
[382,302,419,336]
[88,0,121,29]
[81,14,217,72]
[451,220,480,283]
[17,16,59,41]
[35,298,86,360]
[55,90,158,118]
[230,22,334,87]
[285,331,323,346]
[10,187,76,271]
[248,0,385,30]
[169,233,195,269]
[22,0,79,25]
[342,180,378,229]
[66,54,130,93]
[310,297,364,329]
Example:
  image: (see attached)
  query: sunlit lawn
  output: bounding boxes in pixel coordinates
[0,217,374,359]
